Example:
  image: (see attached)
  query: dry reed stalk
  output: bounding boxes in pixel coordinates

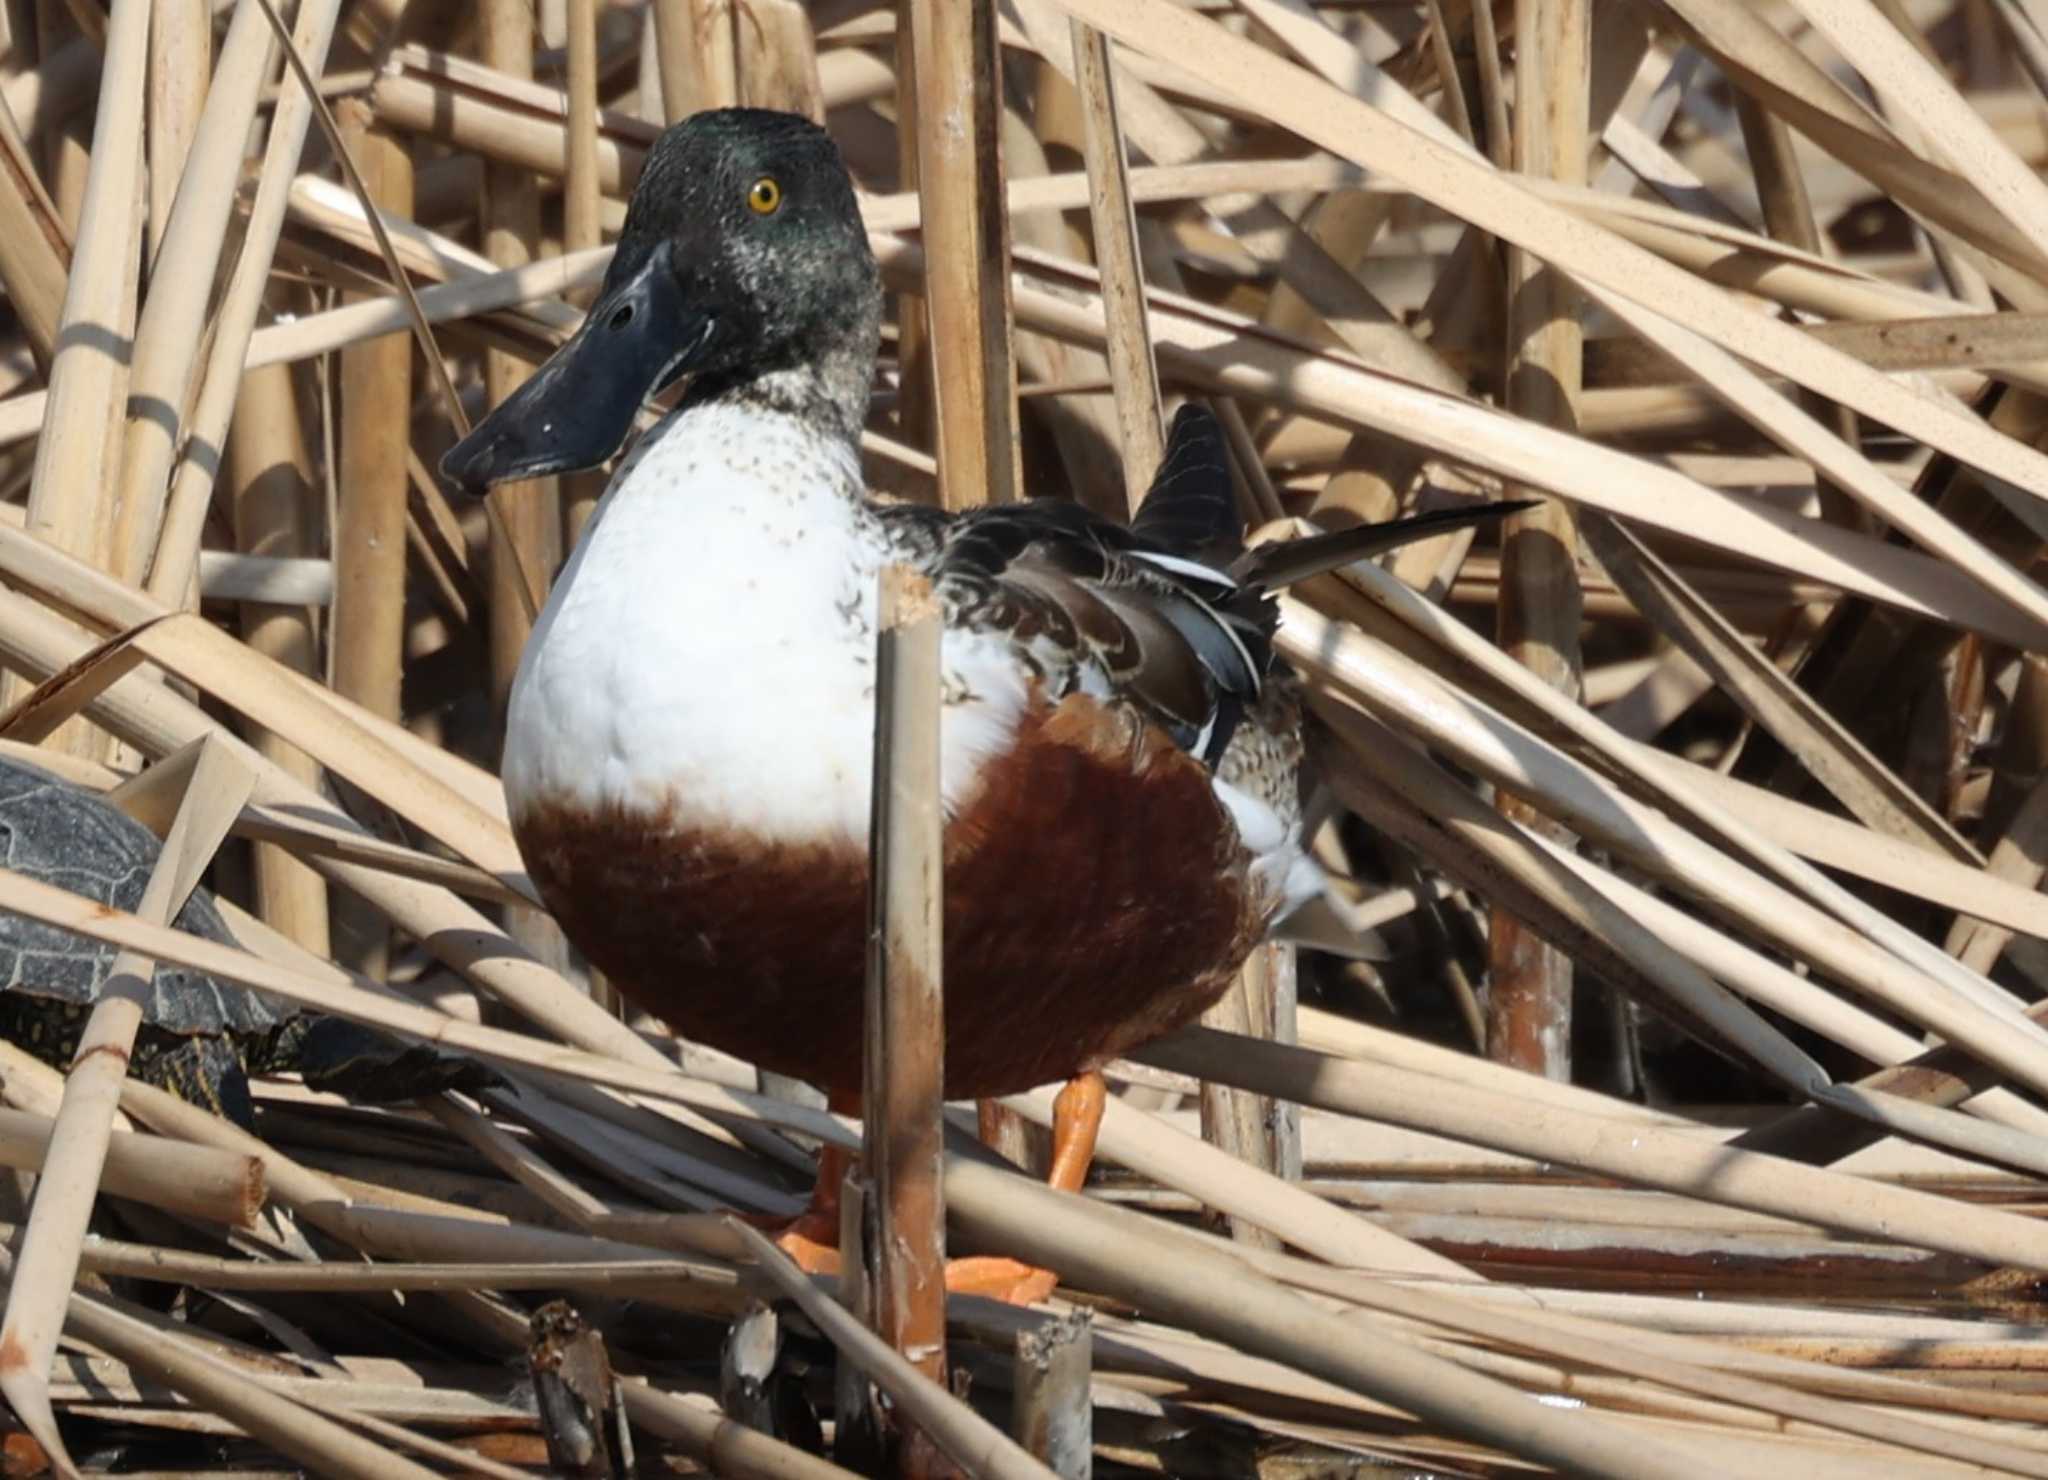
[143,0,343,608]
[732,1221,1058,1480]
[331,100,414,731]
[0,1108,259,1224]
[1068,22,1161,499]
[1059,0,2048,632]
[369,70,645,195]
[1582,515,1974,859]
[1070,12,1294,1214]
[0,859,864,1145]
[1293,670,1832,1090]
[561,0,606,537]
[480,0,560,724]
[691,0,739,107]
[999,1080,1469,1278]
[1011,1308,1091,1478]
[34,3,90,231]
[68,1239,712,1294]
[1194,946,1294,1245]
[1488,0,1588,1077]
[486,1085,731,1214]
[1324,598,2043,1039]
[941,1156,1708,1478]
[14,1256,438,1480]
[908,0,1021,509]
[110,1074,757,1318]
[619,1380,863,1480]
[432,1092,625,1226]
[116,0,262,582]
[647,0,697,119]
[144,0,208,263]
[226,358,332,954]
[1136,1024,2048,1272]
[0,736,251,1469]
[865,566,948,1394]
[15,0,146,747]
[1287,555,2048,1088]
[0,91,68,373]
[1327,552,2031,962]
[873,237,2048,650]
[1287,613,2048,1097]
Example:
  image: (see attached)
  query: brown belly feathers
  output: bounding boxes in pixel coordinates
[513,694,1267,1098]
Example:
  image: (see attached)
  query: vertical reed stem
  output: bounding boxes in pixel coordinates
[1490,0,1588,1077]
[228,356,332,956]
[864,564,948,1410]
[907,0,1020,508]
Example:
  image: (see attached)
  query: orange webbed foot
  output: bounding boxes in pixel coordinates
[773,1213,843,1277]
[944,1256,1058,1306]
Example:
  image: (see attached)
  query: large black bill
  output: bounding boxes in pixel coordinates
[440,243,710,495]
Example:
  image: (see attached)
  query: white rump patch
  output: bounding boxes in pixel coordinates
[1213,776,1322,922]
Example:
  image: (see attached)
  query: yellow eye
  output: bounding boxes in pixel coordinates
[747,177,782,214]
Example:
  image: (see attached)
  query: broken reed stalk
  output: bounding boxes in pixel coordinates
[1012,1308,1093,1479]
[619,1380,862,1480]
[0,736,252,1470]
[0,1108,260,1225]
[731,1222,1058,1480]
[864,564,948,1400]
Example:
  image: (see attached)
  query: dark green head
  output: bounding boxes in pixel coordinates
[442,108,880,493]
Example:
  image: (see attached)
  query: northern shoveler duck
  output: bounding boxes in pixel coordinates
[444,109,1520,1296]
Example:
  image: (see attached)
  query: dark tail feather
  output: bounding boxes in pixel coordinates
[1131,403,1240,553]
[1233,500,1537,589]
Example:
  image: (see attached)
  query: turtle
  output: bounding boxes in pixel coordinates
[0,754,494,1128]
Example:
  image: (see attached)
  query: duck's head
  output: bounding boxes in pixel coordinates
[442,108,879,494]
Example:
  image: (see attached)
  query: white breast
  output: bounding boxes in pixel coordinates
[502,400,1028,842]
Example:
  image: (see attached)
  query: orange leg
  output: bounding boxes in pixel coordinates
[946,1072,1106,1304]
[752,1090,861,1276]
[1046,1070,1106,1193]
[754,1078,1108,1304]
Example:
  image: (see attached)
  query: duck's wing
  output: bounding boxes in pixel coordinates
[875,411,1271,767]
[874,406,1531,769]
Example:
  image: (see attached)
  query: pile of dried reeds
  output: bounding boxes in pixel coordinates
[0,0,2045,1473]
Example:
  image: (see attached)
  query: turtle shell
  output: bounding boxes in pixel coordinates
[0,755,286,1037]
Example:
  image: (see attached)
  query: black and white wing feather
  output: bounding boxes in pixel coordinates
[873,404,1529,771]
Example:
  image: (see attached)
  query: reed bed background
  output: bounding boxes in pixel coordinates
[0,0,2043,1473]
